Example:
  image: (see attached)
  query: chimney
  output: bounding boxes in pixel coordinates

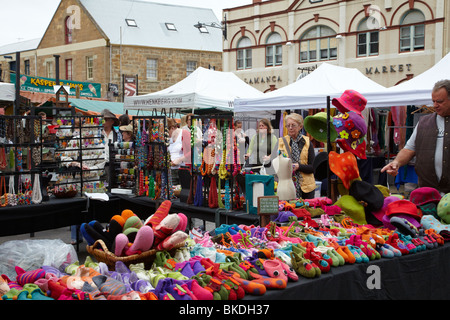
[253,0,262,3]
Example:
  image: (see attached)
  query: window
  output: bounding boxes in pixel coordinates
[357,18,379,57]
[125,19,137,27]
[24,60,30,75]
[237,37,252,70]
[146,58,158,79]
[266,32,282,67]
[86,56,94,80]
[46,61,54,78]
[65,59,73,80]
[65,16,72,44]
[300,26,337,62]
[400,10,425,52]
[165,23,176,31]
[186,61,197,76]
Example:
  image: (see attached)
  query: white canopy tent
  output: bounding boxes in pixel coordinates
[0,83,15,102]
[124,67,265,113]
[234,63,388,113]
[362,51,450,107]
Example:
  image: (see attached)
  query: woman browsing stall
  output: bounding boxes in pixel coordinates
[278,113,316,199]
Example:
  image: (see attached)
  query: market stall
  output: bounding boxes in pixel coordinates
[1,62,450,302]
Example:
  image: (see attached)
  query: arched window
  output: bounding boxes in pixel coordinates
[300,26,337,63]
[65,16,73,44]
[237,37,252,70]
[400,10,425,52]
[357,17,379,57]
[265,32,282,67]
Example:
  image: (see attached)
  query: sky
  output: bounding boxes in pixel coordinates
[0,0,253,47]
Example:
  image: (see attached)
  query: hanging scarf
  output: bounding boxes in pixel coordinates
[194,175,203,207]
[290,134,303,198]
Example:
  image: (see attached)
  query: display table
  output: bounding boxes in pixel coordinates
[87,194,260,228]
[245,242,450,300]
[0,197,88,237]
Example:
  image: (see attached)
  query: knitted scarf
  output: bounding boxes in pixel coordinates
[290,134,303,198]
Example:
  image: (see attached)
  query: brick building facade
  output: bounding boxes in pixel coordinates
[0,0,223,101]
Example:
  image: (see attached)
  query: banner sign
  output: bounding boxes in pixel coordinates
[10,73,101,98]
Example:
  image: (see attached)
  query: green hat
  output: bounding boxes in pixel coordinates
[437,193,450,224]
[334,195,367,225]
[304,112,338,143]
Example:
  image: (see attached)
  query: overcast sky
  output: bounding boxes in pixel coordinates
[0,0,252,47]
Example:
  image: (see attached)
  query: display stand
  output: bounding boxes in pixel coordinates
[50,115,106,197]
[132,116,171,200]
[188,115,238,211]
[108,140,135,194]
[0,115,42,207]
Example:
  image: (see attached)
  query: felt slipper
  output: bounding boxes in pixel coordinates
[114,233,129,257]
[145,200,171,228]
[156,230,188,251]
[126,225,154,256]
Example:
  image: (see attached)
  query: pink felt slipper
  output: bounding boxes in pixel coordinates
[262,259,288,282]
[114,233,130,257]
[126,226,154,256]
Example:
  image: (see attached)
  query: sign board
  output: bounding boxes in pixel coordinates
[257,196,279,215]
[10,73,101,98]
[257,196,279,227]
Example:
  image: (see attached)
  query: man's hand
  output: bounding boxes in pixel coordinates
[381,161,399,176]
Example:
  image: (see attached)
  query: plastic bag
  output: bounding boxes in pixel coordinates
[0,239,78,280]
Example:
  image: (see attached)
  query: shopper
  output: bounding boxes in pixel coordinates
[119,123,134,143]
[277,113,316,199]
[245,118,277,172]
[381,79,450,194]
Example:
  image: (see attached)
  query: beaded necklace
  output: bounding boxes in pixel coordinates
[0,176,7,207]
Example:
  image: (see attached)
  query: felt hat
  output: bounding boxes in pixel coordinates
[334,195,367,225]
[332,90,367,116]
[385,199,423,221]
[348,180,384,214]
[119,124,133,132]
[333,111,367,159]
[389,216,420,237]
[437,193,450,224]
[101,109,119,126]
[328,151,360,190]
[375,185,390,197]
[372,195,401,223]
[313,152,328,181]
[409,187,442,207]
[304,112,338,143]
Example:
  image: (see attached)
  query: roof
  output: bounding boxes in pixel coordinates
[68,98,163,116]
[0,38,41,55]
[79,0,223,52]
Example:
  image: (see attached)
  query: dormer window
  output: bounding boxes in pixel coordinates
[126,19,137,27]
[165,23,177,31]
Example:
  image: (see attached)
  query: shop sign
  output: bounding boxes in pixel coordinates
[365,64,412,75]
[10,73,101,98]
[243,75,282,85]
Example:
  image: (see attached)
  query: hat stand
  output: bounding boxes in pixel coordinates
[326,96,331,199]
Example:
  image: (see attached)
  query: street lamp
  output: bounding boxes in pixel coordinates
[194,15,227,40]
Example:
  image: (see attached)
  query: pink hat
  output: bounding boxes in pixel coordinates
[409,187,442,207]
[332,90,367,116]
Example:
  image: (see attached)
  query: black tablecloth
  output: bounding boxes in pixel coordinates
[0,197,87,237]
[245,242,450,300]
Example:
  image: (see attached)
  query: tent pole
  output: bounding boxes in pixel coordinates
[326,96,331,199]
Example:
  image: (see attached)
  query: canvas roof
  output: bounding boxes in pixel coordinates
[124,67,265,113]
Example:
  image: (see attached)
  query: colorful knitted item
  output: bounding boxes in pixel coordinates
[15,266,45,286]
